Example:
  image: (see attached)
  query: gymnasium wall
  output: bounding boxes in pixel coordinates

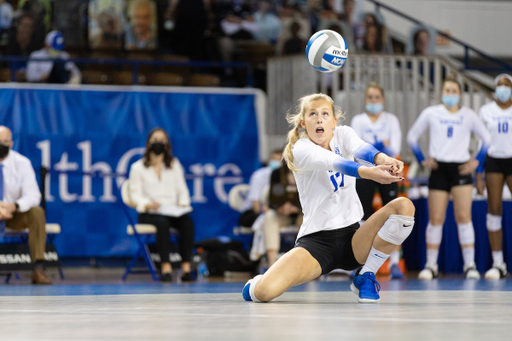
[362,0,512,57]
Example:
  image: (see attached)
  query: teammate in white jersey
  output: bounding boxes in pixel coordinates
[242,93,416,304]
[407,75,491,280]
[476,73,512,280]
[351,82,404,279]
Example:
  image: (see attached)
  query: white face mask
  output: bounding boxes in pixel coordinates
[496,86,512,103]
[268,160,281,171]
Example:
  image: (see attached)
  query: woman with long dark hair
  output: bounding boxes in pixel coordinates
[129,128,195,282]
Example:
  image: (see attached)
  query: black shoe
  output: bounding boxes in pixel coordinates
[160,272,172,282]
[181,272,196,282]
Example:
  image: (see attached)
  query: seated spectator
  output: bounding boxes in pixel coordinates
[128,128,195,283]
[0,0,13,45]
[263,162,302,267]
[408,27,435,56]
[0,126,51,285]
[239,149,283,228]
[26,31,81,84]
[125,0,158,50]
[18,0,51,52]
[218,0,257,63]
[89,2,124,50]
[282,21,305,55]
[253,0,281,44]
[304,0,321,33]
[339,0,357,43]
[6,14,41,57]
[361,23,383,54]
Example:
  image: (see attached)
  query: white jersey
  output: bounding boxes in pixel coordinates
[351,111,402,157]
[407,104,491,163]
[479,101,512,159]
[291,125,366,240]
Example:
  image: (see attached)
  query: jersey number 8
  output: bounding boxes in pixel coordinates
[447,126,453,138]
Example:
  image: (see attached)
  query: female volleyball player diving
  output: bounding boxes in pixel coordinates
[408,74,491,280]
[242,93,415,304]
[476,73,512,280]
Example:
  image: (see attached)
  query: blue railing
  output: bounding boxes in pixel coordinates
[368,0,512,73]
[0,56,254,87]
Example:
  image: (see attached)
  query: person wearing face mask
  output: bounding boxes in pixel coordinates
[408,74,491,280]
[351,82,403,279]
[476,74,512,280]
[128,128,195,283]
[239,149,283,229]
[0,126,51,285]
[26,30,81,84]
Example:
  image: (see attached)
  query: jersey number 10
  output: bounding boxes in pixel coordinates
[330,172,345,192]
[498,121,509,134]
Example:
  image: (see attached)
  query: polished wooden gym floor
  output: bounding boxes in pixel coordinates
[0,268,511,341]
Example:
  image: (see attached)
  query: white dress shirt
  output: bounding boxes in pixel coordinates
[129,158,191,213]
[0,150,41,213]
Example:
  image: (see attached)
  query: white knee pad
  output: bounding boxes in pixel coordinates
[377,215,415,245]
[457,222,475,245]
[487,214,502,232]
[426,223,443,245]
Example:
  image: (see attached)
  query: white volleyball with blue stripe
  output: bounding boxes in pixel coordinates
[306,30,348,73]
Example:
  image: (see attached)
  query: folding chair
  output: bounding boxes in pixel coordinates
[119,180,159,281]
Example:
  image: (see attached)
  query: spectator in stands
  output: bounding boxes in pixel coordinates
[282,21,305,55]
[413,28,431,56]
[239,149,283,228]
[0,0,13,45]
[89,6,124,50]
[339,0,356,43]
[253,0,281,44]
[264,162,302,267]
[125,0,157,50]
[129,128,195,283]
[26,31,81,84]
[6,14,41,57]
[218,0,257,64]
[0,126,51,285]
[18,0,50,52]
[305,0,321,33]
[361,24,383,54]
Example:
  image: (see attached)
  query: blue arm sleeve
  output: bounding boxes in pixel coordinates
[373,141,385,152]
[409,142,425,163]
[475,143,489,173]
[333,158,362,179]
[354,143,381,165]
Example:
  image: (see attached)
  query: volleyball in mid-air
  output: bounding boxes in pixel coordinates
[306,30,348,73]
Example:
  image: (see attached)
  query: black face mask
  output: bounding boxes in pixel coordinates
[150,142,166,155]
[0,144,9,159]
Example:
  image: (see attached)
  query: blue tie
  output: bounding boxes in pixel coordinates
[0,164,5,234]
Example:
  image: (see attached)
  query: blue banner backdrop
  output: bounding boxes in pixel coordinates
[0,85,262,257]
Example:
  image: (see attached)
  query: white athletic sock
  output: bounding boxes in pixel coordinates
[492,251,504,267]
[462,247,475,267]
[426,248,439,268]
[389,250,400,266]
[249,274,263,303]
[360,246,390,275]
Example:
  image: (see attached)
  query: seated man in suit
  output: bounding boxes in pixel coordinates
[0,126,51,284]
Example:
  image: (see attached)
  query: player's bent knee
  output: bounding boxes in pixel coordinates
[253,279,278,302]
[388,197,415,217]
[377,214,415,245]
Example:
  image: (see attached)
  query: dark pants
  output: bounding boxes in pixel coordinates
[356,178,398,221]
[47,61,70,84]
[138,213,195,264]
[239,209,259,228]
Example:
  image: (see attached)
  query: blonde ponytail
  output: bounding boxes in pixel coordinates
[282,93,344,172]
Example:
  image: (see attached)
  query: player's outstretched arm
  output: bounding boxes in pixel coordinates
[358,164,404,184]
[374,153,404,177]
